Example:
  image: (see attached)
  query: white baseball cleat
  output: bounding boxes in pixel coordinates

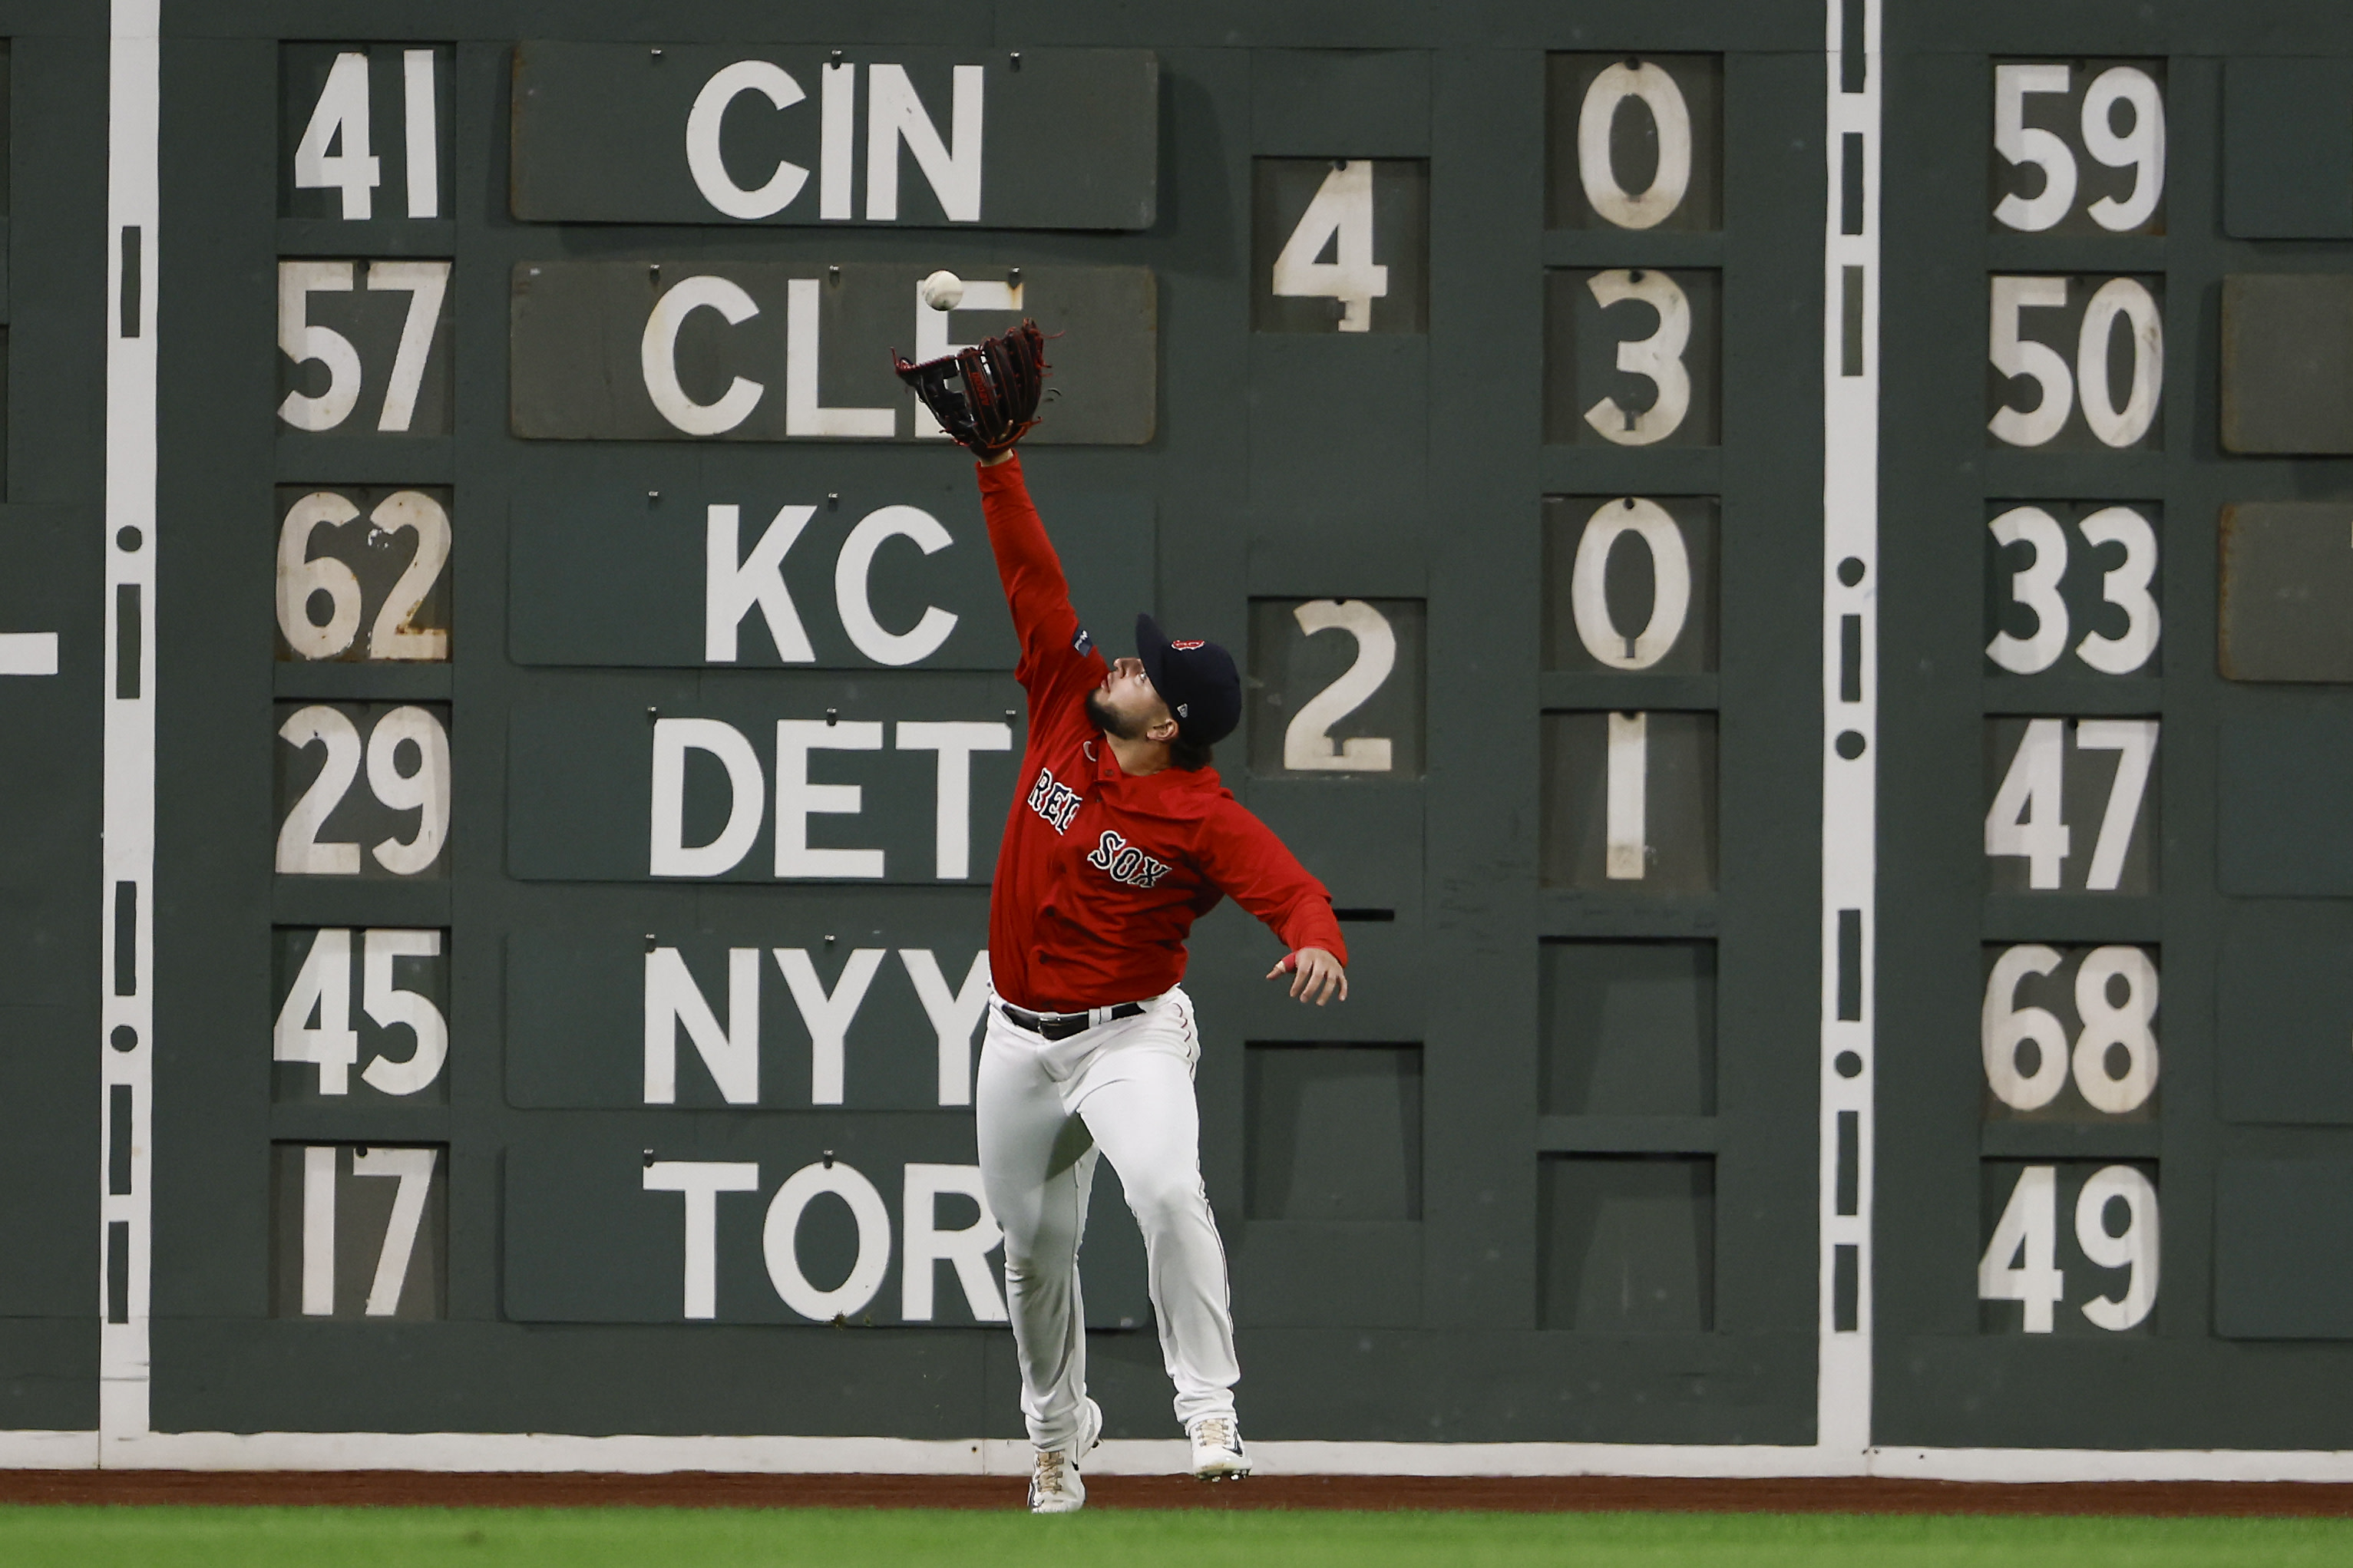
[1028,1398,1102,1514]
[1187,1414,1250,1481]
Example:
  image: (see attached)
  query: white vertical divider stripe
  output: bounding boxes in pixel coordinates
[1819,0,1880,1457]
[101,0,161,1450]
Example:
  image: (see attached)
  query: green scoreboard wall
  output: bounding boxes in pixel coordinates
[1,0,2351,1473]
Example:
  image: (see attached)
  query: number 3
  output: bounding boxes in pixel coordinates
[1583,269,1691,446]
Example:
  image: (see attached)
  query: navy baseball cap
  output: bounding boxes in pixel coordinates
[1135,614,1242,746]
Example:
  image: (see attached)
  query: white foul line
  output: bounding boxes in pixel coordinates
[1819,0,1881,1457]
[101,0,160,1448]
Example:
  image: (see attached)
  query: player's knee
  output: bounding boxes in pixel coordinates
[1123,1171,1208,1234]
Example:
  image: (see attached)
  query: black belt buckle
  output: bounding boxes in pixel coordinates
[1003,1000,1145,1041]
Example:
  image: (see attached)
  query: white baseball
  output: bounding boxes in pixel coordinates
[920,270,964,312]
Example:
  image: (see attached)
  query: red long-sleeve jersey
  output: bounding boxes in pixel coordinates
[978,455,1347,1013]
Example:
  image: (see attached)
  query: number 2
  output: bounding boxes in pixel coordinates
[1284,601,1396,771]
[277,490,451,661]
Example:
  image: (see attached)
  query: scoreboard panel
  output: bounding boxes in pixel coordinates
[0,0,2348,1474]
[1878,2,2353,1452]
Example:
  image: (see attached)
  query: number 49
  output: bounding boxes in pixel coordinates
[1980,1164,2157,1332]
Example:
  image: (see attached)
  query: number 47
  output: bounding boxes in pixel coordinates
[1985,718,2156,890]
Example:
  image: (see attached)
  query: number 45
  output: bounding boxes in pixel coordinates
[275,928,448,1096]
[1271,160,1388,332]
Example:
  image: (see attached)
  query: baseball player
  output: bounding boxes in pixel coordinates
[970,447,1350,1514]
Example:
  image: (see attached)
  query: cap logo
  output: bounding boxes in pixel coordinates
[1176,702,1190,717]
[1172,639,1206,651]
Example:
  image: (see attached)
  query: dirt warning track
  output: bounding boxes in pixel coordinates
[0,1471,2350,1516]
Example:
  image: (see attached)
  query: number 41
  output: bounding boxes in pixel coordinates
[294,48,441,220]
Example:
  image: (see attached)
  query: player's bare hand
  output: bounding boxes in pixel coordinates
[1267,947,1347,1005]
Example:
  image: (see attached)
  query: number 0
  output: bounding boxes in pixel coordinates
[1576,63,1692,229]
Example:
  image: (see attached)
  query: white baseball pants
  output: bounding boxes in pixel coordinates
[975,985,1241,1451]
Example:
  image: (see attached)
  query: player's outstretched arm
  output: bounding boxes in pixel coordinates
[1266,946,1348,1005]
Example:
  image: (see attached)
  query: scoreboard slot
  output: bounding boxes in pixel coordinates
[1538,1154,1714,1332]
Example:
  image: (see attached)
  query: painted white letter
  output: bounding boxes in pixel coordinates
[706,503,817,662]
[649,718,765,876]
[772,719,885,879]
[642,275,764,435]
[894,721,1011,876]
[775,947,887,1105]
[643,946,762,1105]
[901,1163,1006,1321]
[686,61,810,220]
[644,1160,761,1319]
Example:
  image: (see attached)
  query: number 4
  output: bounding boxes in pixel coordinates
[293,53,380,220]
[1979,1165,2064,1332]
[1271,161,1387,332]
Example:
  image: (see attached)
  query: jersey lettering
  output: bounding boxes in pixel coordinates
[1087,830,1170,889]
[1026,767,1082,834]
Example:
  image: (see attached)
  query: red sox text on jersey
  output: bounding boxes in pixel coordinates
[977,456,1345,1015]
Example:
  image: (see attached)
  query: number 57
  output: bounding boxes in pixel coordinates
[278,259,449,433]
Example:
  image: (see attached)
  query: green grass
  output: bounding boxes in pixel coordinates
[2,1506,2351,1568]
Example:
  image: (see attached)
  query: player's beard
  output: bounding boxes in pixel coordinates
[1085,688,1148,741]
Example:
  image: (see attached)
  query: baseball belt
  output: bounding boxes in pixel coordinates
[999,1000,1147,1041]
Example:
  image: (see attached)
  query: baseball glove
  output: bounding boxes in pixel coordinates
[893,319,1050,456]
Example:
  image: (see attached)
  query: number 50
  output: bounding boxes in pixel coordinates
[1989,276,2162,449]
